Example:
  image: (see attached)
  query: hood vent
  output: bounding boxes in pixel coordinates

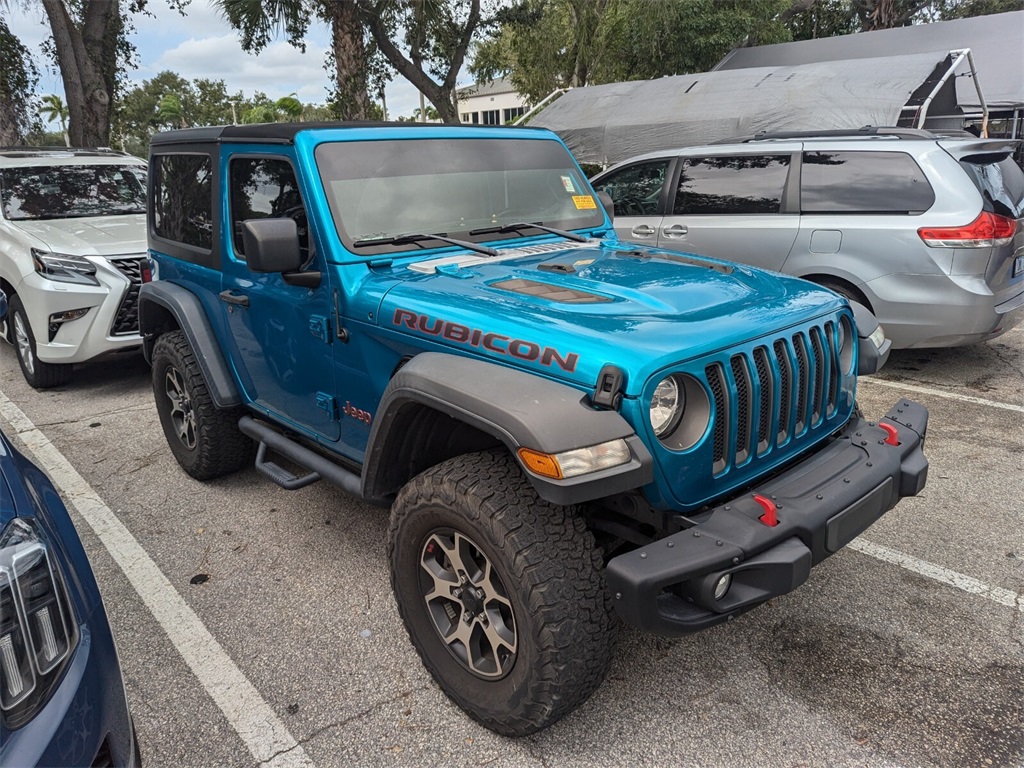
[408,240,598,274]
[491,278,612,304]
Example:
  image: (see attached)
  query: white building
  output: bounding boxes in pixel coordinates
[457,78,529,126]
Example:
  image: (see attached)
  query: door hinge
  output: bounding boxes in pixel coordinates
[310,315,331,343]
[316,392,339,420]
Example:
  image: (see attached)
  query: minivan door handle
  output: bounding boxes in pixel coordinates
[661,224,688,238]
[219,290,250,308]
[630,224,656,238]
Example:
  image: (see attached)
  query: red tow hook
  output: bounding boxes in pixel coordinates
[753,494,778,527]
[879,422,900,446]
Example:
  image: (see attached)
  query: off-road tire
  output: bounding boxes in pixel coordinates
[389,450,616,736]
[9,295,73,389]
[152,330,254,480]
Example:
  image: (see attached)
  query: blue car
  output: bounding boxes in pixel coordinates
[0,291,139,767]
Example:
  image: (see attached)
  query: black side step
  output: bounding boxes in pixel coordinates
[239,416,374,500]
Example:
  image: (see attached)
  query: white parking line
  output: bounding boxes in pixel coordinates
[0,391,315,768]
[861,377,1024,413]
[849,538,1023,612]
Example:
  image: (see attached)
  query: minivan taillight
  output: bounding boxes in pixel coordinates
[918,211,1017,248]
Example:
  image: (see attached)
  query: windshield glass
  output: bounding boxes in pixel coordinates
[0,164,147,220]
[314,137,604,255]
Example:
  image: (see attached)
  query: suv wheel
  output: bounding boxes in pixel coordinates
[389,450,616,736]
[152,330,254,480]
[9,295,73,389]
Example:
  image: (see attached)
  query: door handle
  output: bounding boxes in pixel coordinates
[219,290,250,308]
[630,224,656,238]
[661,224,687,238]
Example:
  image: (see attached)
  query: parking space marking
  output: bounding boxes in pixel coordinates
[0,391,315,768]
[861,378,1024,413]
[850,538,1022,612]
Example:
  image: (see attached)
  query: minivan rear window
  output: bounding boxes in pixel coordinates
[958,155,1024,219]
[801,151,934,214]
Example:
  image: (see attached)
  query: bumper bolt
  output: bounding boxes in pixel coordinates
[816,494,823,500]
[667,541,674,548]
[716,540,723,546]
[640,552,647,559]
[615,592,622,600]
[693,531,701,537]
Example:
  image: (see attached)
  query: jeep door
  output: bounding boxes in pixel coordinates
[219,153,340,440]
[657,151,800,271]
[590,158,674,246]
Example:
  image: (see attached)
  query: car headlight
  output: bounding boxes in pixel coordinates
[30,249,99,286]
[0,518,79,729]
[650,376,683,437]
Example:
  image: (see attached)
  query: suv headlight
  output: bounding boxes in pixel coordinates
[650,376,683,437]
[0,518,79,729]
[30,249,99,286]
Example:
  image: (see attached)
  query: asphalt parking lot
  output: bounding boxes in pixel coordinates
[1,327,1021,768]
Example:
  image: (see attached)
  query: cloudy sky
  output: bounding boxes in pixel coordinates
[6,0,445,124]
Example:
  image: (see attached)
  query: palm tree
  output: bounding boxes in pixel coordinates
[39,94,69,146]
[274,93,303,122]
[156,93,188,129]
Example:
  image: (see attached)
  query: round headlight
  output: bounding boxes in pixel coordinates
[650,376,683,437]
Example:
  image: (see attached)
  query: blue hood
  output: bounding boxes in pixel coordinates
[376,240,847,394]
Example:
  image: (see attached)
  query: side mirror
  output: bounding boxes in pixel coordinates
[0,290,6,322]
[596,190,615,223]
[242,219,303,274]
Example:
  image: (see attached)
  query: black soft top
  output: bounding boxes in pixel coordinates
[149,121,545,146]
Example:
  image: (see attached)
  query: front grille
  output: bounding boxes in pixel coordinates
[707,323,842,477]
[109,258,146,336]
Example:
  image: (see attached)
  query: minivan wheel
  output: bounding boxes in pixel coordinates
[152,330,254,480]
[819,279,871,311]
[389,450,616,736]
[9,295,73,389]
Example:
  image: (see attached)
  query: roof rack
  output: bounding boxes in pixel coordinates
[710,126,940,145]
[0,146,130,155]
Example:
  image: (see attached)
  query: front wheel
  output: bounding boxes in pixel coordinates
[389,450,616,736]
[151,330,254,480]
[9,295,72,389]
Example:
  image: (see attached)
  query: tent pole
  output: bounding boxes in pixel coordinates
[916,48,988,137]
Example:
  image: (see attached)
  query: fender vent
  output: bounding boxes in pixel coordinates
[491,279,612,304]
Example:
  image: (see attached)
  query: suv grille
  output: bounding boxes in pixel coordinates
[109,258,146,336]
[705,321,842,476]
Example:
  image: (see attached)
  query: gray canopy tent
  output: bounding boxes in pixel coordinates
[530,51,968,166]
[715,10,1023,125]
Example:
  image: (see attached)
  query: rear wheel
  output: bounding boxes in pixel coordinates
[389,450,616,736]
[819,279,870,310]
[9,295,72,389]
[152,330,254,480]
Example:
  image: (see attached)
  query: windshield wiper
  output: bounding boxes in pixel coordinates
[352,231,498,257]
[468,222,589,243]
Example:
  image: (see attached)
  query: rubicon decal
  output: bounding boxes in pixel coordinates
[393,309,579,373]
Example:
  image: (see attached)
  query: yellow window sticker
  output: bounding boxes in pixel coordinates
[572,195,597,210]
[561,175,577,193]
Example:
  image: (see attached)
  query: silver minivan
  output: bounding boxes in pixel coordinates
[591,128,1024,349]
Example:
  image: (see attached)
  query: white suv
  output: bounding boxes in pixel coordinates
[0,148,149,387]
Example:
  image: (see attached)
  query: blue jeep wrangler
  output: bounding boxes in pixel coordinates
[138,123,928,735]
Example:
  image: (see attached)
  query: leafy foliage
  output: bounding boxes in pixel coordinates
[0,18,40,145]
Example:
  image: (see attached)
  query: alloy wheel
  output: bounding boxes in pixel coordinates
[13,313,34,376]
[164,367,197,450]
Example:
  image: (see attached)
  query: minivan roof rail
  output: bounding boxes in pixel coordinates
[710,126,940,145]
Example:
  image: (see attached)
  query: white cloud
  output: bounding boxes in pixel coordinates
[148,34,332,103]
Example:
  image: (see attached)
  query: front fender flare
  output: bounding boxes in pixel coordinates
[363,353,653,506]
[139,282,241,408]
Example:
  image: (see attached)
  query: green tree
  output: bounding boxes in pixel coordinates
[39,94,70,146]
[472,0,792,103]
[218,0,372,120]
[0,18,39,146]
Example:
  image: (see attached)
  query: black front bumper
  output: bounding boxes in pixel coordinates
[606,399,928,636]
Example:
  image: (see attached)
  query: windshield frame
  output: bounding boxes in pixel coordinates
[313,136,605,257]
[0,163,148,221]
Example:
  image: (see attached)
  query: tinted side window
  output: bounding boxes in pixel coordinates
[801,151,934,214]
[229,157,305,257]
[153,154,213,250]
[674,155,789,215]
[958,155,1024,219]
[592,160,669,216]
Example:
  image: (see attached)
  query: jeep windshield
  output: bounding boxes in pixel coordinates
[314,137,604,256]
[0,164,147,220]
